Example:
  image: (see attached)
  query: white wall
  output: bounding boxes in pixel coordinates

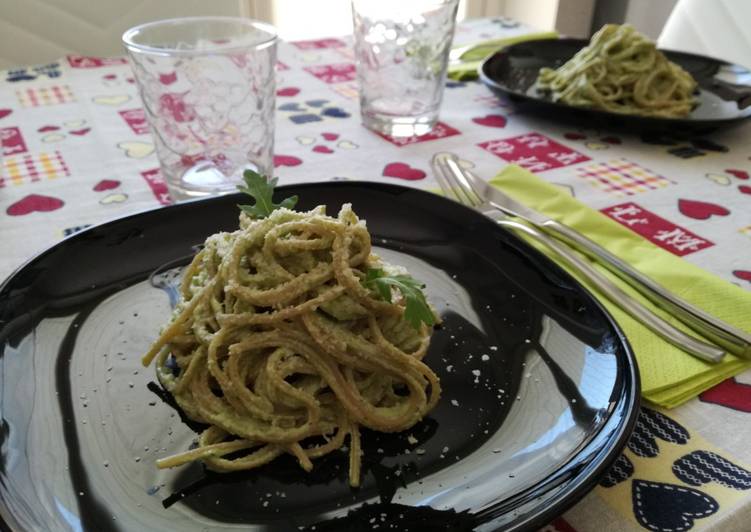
[505,0,559,32]
[591,0,678,39]
[624,0,678,39]
[471,0,596,37]
[272,0,352,40]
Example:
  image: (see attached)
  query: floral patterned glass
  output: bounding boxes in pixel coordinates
[352,0,459,137]
[123,17,277,200]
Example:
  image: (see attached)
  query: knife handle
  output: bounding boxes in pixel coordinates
[541,219,751,358]
[497,217,726,363]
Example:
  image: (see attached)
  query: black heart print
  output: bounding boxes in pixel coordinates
[633,480,718,532]
[600,454,634,487]
[628,408,689,458]
[673,450,751,490]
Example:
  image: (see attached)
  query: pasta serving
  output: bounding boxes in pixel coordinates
[142,173,440,487]
[536,24,698,118]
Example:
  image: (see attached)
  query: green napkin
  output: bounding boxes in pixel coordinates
[447,32,559,81]
[488,165,751,408]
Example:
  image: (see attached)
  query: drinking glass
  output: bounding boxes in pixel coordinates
[123,17,277,200]
[351,0,459,137]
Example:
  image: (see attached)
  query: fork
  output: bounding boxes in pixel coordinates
[431,154,727,363]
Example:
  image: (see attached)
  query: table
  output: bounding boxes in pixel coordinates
[1,17,750,532]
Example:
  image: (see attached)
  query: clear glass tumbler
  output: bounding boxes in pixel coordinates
[123,17,277,200]
[351,0,459,137]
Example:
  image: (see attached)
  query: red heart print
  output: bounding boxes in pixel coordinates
[678,199,730,220]
[277,87,300,97]
[733,270,751,282]
[93,179,121,191]
[564,132,586,140]
[159,72,177,85]
[739,185,751,195]
[700,378,751,412]
[69,128,91,136]
[273,155,303,167]
[313,145,334,154]
[159,93,195,123]
[321,132,339,141]
[38,125,60,132]
[0,109,12,120]
[472,114,507,128]
[382,162,426,181]
[7,194,64,216]
[600,136,622,144]
[725,168,749,180]
[103,74,117,80]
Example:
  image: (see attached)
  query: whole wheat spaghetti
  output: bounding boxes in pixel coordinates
[537,24,697,118]
[142,202,440,487]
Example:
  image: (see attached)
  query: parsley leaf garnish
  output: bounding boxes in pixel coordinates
[237,169,298,218]
[364,268,436,329]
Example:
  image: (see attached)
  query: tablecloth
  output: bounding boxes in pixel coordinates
[1,17,750,532]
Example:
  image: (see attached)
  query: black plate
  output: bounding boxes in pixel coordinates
[480,38,751,131]
[0,182,639,531]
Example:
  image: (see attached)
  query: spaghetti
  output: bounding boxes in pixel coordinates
[536,24,698,118]
[142,203,440,487]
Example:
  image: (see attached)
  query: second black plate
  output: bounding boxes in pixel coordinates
[480,38,751,131]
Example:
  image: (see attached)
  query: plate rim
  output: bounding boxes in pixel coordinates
[0,180,641,530]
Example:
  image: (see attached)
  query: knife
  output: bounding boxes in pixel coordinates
[457,160,751,359]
